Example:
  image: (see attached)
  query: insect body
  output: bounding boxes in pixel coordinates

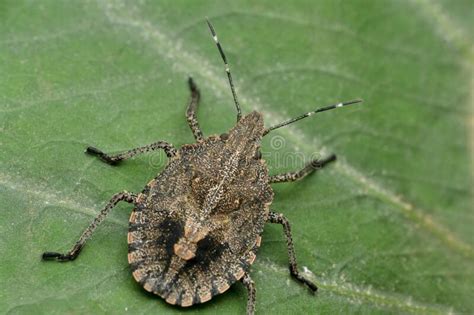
[42,19,361,315]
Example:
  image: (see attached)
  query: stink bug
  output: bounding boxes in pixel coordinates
[42,18,361,314]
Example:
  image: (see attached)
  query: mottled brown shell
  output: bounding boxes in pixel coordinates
[127,111,273,306]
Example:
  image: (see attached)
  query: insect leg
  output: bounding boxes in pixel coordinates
[267,211,318,292]
[269,154,336,184]
[85,140,176,165]
[241,272,256,315]
[42,191,137,262]
[186,77,204,142]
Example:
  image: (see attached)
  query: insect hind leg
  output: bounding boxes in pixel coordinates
[241,272,256,315]
[267,211,318,292]
[42,191,137,262]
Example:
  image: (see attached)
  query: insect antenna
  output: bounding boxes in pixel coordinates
[263,99,363,136]
[206,18,242,122]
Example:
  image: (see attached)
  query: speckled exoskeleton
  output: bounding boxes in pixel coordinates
[42,19,361,315]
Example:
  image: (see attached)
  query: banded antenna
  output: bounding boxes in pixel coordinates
[206,18,242,122]
[263,99,363,136]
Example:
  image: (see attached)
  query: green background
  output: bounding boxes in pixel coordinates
[1,1,473,314]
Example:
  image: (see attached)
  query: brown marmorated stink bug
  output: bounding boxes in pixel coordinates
[42,19,361,314]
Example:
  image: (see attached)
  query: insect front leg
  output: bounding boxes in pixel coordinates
[186,77,204,142]
[241,272,256,315]
[269,154,336,184]
[42,191,137,262]
[267,211,318,292]
[85,140,176,165]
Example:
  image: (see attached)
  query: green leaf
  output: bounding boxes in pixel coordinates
[1,1,473,314]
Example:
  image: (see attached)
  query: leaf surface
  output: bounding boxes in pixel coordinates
[1,1,473,314]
